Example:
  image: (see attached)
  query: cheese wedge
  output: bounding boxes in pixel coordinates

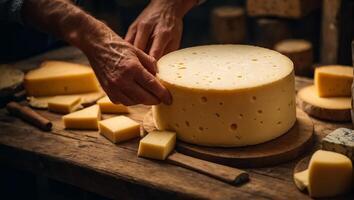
[293,169,309,191]
[99,116,140,143]
[48,96,82,114]
[138,131,176,160]
[97,96,128,114]
[63,105,101,130]
[25,61,100,96]
[315,65,353,97]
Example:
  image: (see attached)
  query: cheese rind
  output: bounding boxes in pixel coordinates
[99,116,140,143]
[97,96,128,114]
[314,65,353,97]
[63,105,101,130]
[48,96,82,114]
[24,61,100,96]
[321,128,354,161]
[153,45,296,147]
[138,131,176,160]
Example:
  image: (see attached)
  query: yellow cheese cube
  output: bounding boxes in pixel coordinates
[97,96,128,114]
[24,61,100,96]
[99,116,140,143]
[138,131,176,160]
[63,105,101,130]
[48,96,82,114]
[315,66,353,97]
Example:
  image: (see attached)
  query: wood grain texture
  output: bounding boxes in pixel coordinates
[0,47,353,199]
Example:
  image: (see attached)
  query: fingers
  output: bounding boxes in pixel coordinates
[136,68,172,105]
[107,90,135,106]
[134,23,154,52]
[121,82,160,105]
[125,25,137,44]
[135,48,157,75]
[149,32,170,59]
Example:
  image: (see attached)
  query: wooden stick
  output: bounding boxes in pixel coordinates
[167,152,249,186]
[6,102,52,131]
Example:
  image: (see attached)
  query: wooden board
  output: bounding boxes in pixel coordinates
[143,108,314,168]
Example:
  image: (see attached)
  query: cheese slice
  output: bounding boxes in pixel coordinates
[63,105,101,130]
[48,95,82,114]
[97,96,128,114]
[294,150,353,198]
[315,65,353,97]
[99,116,140,143]
[153,45,296,147]
[24,61,100,96]
[138,131,176,160]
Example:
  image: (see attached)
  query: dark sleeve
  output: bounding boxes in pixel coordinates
[0,0,24,23]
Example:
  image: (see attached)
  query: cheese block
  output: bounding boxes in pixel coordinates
[24,61,100,96]
[274,39,313,76]
[27,90,105,109]
[314,65,353,97]
[99,116,140,143]
[97,96,129,114]
[138,131,176,160]
[294,150,353,197]
[153,45,296,147]
[298,85,351,121]
[211,6,246,44]
[48,96,82,114]
[321,128,354,161]
[247,0,321,19]
[63,105,101,130]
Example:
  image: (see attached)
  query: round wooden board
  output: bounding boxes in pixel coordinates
[294,156,311,174]
[143,108,314,168]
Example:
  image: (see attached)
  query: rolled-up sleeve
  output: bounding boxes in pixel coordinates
[0,0,24,23]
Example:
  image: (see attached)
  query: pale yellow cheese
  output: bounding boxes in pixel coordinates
[298,85,351,110]
[294,150,353,198]
[153,45,296,147]
[63,105,101,130]
[315,65,353,97]
[99,116,140,143]
[138,131,176,160]
[25,61,100,96]
[48,96,82,114]
[97,96,128,114]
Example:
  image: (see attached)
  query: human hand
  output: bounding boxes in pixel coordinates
[85,28,172,106]
[125,0,197,59]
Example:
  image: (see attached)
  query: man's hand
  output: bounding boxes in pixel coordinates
[125,0,197,59]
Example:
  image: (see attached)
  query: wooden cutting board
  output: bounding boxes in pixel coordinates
[143,108,314,168]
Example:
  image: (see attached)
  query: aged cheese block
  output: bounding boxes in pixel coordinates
[97,96,129,114]
[138,131,176,160]
[247,0,321,19]
[211,6,246,44]
[321,128,354,161]
[274,39,313,76]
[63,105,101,130]
[153,45,296,147]
[24,61,100,96]
[99,116,140,143]
[294,150,353,197]
[48,96,82,114]
[298,85,351,122]
[315,65,353,97]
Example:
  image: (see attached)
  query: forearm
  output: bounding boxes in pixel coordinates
[22,0,111,53]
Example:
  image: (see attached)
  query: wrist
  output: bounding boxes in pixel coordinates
[150,0,197,18]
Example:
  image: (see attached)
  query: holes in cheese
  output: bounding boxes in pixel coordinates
[152,45,296,147]
[24,61,100,97]
[314,65,353,97]
[97,96,129,114]
[99,116,140,144]
[62,105,101,130]
[138,131,176,160]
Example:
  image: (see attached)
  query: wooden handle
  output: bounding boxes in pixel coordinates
[6,102,52,131]
[167,152,249,186]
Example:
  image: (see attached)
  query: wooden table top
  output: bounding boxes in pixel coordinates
[0,47,353,200]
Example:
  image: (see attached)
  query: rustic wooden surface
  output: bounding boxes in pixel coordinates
[144,108,314,168]
[0,46,353,200]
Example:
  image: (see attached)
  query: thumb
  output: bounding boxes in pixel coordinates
[135,48,157,75]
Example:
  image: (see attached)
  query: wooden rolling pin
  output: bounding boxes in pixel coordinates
[6,102,52,131]
[167,152,249,186]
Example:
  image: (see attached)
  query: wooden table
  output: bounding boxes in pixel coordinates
[1,47,353,200]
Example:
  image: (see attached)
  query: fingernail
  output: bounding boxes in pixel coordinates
[164,91,172,105]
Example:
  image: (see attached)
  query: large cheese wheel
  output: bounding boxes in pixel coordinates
[152,45,296,147]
